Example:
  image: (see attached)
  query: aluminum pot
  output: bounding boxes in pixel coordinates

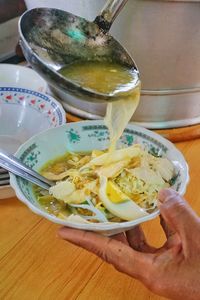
[24,0,200,128]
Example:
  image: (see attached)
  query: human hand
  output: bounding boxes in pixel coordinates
[58,189,200,300]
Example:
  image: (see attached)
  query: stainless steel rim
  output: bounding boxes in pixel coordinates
[142,87,200,96]
[63,101,200,129]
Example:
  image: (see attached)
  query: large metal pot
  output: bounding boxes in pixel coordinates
[24,0,200,128]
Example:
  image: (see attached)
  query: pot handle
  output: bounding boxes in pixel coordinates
[94,0,128,32]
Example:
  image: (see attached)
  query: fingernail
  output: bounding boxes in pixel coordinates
[158,188,177,203]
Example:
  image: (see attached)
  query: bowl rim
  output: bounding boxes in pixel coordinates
[10,120,190,231]
[0,63,47,89]
[0,86,66,126]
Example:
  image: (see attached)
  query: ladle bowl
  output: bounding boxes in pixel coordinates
[19,0,140,103]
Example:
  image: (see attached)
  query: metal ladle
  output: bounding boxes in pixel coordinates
[19,0,140,103]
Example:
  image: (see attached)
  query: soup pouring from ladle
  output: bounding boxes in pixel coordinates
[19,0,140,103]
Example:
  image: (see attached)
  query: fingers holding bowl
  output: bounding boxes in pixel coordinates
[58,227,153,280]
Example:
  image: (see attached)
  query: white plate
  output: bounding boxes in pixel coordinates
[0,178,10,185]
[0,173,9,180]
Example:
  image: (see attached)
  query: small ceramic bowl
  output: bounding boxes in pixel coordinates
[10,120,189,235]
[0,64,47,93]
[0,86,66,199]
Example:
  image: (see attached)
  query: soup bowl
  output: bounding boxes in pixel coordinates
[10,120,189,235]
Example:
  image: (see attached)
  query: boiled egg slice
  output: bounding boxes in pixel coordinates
[99,176,148,221]
[49,180,75,201]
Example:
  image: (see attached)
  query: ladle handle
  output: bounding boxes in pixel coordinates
[94,0,128,32]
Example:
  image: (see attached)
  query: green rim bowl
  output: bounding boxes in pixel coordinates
[10,120,189,235]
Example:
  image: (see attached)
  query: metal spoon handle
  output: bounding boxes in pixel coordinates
[0,149,53,187]
[0,158,50,190]
[94,0,128,32]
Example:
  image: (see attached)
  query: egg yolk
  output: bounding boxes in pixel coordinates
[106,181,129,203]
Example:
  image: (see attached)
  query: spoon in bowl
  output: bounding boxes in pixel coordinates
[0,149,53,190]
[0,149,108,222]
[19,0,140,103]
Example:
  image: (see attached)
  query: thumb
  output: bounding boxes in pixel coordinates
[158,188,199,243]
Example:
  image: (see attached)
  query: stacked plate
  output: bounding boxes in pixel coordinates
[0,166,14,199]
[0,167,10,186]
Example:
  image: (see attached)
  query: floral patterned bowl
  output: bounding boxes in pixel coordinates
[0,87,66,153]
[10,120,189,235]
[0,86,66,199]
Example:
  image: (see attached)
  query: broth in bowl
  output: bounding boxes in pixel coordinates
[34,145,175,224]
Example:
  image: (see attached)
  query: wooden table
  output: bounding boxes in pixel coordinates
[0,138,200,300]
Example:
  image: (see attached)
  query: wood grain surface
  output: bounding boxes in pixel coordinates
[0,138,199,300]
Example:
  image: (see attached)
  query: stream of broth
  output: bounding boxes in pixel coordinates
[60,61,140,149]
